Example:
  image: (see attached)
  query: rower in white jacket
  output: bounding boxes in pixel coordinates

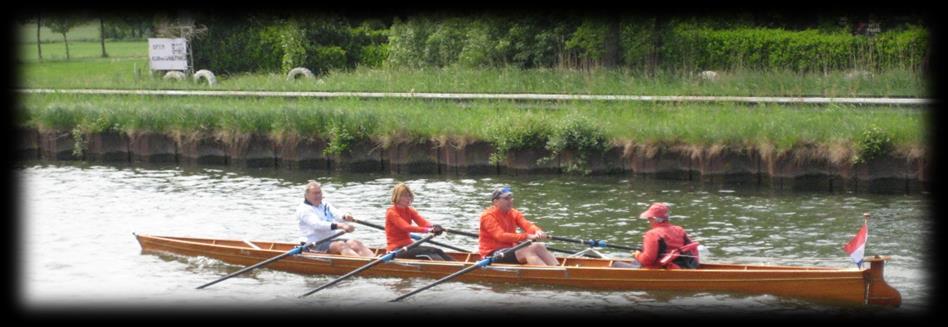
[296,180,374,257]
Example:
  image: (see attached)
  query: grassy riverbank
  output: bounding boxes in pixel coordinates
[18,41,928,98]
[19,93,926,166]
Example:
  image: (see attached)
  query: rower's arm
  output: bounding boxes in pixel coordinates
[299,208,336,232]
[483,215,528,243]
[635,232,660,267]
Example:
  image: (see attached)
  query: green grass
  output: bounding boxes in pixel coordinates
[20,93,925,158]
[17,41,928,97]
[19,40,147,62]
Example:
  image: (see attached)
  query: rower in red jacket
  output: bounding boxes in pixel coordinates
[633,202,700,269]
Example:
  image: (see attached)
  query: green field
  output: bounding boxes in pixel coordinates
[19,20,105,43]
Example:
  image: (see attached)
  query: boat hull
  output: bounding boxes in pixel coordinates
[134,234,901,307]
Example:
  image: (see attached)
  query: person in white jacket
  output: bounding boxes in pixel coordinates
[296,180,374,257]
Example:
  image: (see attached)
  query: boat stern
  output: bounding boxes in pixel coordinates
[864,256,901,307]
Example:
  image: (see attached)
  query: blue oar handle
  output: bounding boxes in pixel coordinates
[287,245,306,255]
[550,235,641,251]
[581,239,608,248]
[474,257,493,268]
[380,251,398,262]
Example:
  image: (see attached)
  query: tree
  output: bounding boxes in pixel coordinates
[36,14,43,61]
[99,17,108,58]
[17,14,42,61]
[603,15,620,68]
[44,16,82,60]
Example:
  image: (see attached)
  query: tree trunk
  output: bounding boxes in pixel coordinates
[648,16,666,77]
[36,16,42,62]
[603,16,620,68]
[100,17,108,58]
[62,32,70,60]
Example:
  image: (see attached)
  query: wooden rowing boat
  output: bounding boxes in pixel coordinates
[134,233,901,307]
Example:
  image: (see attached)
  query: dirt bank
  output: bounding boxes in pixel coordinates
[18,128,928,193]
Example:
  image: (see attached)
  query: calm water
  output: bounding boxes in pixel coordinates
[17,161,931,317]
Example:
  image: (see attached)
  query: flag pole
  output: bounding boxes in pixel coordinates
[864,212,870,258]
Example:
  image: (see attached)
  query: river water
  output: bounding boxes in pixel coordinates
[17,161,932,318]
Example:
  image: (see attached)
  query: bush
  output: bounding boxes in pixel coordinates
[192,14,390,75]
[309,46,347,74]
[279,21,308,75]
[485,113,552,165]
[322,109,378,156]
[566,18,608,65]
[358,44,389,68]
[853,125,893,164]
[543,114,610,174]
[662,26,928,72]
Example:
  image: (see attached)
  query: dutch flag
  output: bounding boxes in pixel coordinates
[843,222,868,268]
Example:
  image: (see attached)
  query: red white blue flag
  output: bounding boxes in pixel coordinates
[843,222,868,268]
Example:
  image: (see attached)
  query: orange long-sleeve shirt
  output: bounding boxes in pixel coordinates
[385,205,432,252]
[478,206,541,258]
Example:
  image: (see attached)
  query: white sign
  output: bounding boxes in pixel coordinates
[148,38,189,71]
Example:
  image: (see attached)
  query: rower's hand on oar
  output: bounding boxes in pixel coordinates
[429,225,445,236]
[338,223,355,233]
[342,213,355,222]
[528,231,549,241]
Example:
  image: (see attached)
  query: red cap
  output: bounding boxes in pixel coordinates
[639,202,669,219]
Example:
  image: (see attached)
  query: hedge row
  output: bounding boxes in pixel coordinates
[189,14,928,74]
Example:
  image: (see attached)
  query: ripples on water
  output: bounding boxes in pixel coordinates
[17,161,930,317]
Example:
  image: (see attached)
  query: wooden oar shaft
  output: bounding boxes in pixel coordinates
[196,231,346,290]
[550,235,641,251]
[444,228,478,239]
[390,240,533,302]
[356,218,473,253]
[299,233,438,298]
[444,228,615,258]
[352,218,386,231]
[409,234,471,253]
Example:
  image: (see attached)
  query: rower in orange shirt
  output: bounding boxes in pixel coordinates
[385,183,452,260]
[478,186,558,266]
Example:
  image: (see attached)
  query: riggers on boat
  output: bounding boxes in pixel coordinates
[134,233,901,307]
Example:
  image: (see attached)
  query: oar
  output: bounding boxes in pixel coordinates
[390,240,534,302]
[196,230,346,289]
[352,218,473,254]
[298,233,438,298]
[409,233,471,253]
[549,235,707,259]
[441,228,601,258]
[549,235,642,252]
[350,218,387,231]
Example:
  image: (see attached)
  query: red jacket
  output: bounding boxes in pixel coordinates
[635,221,693,269]
[385,206,432,252]
[479,206,541,258]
